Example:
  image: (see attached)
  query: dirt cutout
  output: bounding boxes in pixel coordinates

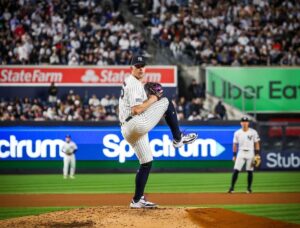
[0,207,298,228]
[187,208,299,228]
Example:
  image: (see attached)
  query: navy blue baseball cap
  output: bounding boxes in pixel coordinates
[66,134,71,138]
[241,116,249,122]
[131,55,146,67]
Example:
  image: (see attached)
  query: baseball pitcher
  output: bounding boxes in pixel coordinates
[62,135,78,179]
[228,116,261,193]
[119,55,197,208]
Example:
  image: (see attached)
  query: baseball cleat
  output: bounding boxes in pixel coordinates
[173,133,198,148]
[130,196,158,209]
[246,189,252,194]
[227,188,234,193]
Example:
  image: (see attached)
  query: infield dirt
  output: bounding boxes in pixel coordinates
[0,206,299,228]
[0,193,299,227]
[0,192,299,207]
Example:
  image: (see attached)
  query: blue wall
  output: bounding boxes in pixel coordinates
[0,125,238,162]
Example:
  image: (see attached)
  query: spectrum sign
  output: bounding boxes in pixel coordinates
[0,126,238,162]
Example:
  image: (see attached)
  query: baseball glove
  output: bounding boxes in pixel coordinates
[252,154,261,168]
[144,82,163,99]
[64,148,73,155]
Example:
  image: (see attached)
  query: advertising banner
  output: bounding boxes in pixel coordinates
[206,67,300,112]
[0,66,177,87]
[0,125,238,162]
[261,151,300,170]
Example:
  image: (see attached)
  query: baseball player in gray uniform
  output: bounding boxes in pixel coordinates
[62,135,78,179]
[228,116,260,193]
[119,55,197,208]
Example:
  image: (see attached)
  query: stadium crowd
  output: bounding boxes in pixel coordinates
[0,81,225,122]
[0,91,119,121]
[0,0,147,65]
[1,0,299,66]
[144,0,300,65]
[6,0,297,121]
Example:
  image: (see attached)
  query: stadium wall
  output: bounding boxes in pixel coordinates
[0,121,299,173]
[0,65,178,100]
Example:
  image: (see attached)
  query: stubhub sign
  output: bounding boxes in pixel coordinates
[0,126,237,162]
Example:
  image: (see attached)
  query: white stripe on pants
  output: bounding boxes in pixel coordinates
[121,98,169,164]
[63,154,76,176]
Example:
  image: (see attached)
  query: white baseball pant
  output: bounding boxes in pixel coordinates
[234,150,254,171]
[63,154,76,176]
[121,97,169,164]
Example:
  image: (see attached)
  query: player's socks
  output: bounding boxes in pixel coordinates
[133,161,152,202]
[230,169,239,190]
[164,98,181,141]
[247,171,253,190]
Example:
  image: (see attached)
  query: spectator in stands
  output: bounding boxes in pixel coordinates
[176,97,188,120]
[188,79,205,100]
[89,94,100,107]
[109,95,118,107]
[189,98,203,117]
[128,0,143,17]
[48,82,58,103]
[50,47,60,65]
[170,36,185,60]
[44,106,58,120]
[214,100,227,120]
[187,111,201,121]
[101,94,110,107]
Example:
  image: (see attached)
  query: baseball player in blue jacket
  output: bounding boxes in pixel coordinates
[119,55,197,208]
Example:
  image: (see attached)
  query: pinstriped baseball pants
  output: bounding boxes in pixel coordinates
[121,97,169,164]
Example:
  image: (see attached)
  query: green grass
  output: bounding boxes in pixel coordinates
[0,207,75,220]
[0,172,299,224]
[0,172,299,194]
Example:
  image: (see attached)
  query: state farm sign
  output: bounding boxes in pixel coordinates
[0,66,177,87]
[1,69,63,83]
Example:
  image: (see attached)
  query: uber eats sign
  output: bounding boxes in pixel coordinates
[206,67,300,112]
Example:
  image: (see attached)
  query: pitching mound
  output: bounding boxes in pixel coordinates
[0,207,298,228]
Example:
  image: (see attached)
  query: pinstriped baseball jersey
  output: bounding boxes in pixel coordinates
[119,75,147,123]
[233,128,260,171]
[233,128,260,151]
[119,75,169,164]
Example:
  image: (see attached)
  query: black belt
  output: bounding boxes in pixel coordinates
[120,116,133,126]
[125,116,133,122]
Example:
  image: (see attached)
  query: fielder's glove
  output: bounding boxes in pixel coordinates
[144,82,163,99]
[252,154,261,168]
[63,148,73,155]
